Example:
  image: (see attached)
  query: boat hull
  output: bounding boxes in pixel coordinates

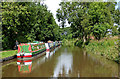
[17,48,46,58]
[17,42,46,58]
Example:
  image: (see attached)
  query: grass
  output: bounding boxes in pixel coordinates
[85,36,119,63]
[0,50,18,59]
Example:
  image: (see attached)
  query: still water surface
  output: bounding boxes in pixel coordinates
[2,46,118,77]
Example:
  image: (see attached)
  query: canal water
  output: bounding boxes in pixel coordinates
[2,46,118,77]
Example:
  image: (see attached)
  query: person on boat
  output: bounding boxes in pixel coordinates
[15,40,19,50]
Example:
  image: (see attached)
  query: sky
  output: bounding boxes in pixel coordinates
[44,0,62,26]
[44,0,120,27]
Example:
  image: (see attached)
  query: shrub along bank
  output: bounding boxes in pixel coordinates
[85,36,119,63]
[62,36,119,63]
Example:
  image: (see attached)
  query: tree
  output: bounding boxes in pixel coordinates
[112,25,119,36]
[56,2,117,45]
[2,2,60,50]
[2,2,32,49]
[0,3,2,50]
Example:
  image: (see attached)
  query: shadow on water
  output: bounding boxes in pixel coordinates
[2,46,119,77]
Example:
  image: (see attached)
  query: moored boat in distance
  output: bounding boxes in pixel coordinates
[48,41,54,49]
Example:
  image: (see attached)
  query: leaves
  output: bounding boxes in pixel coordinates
[57,2,118,42]
[2,2,60,50]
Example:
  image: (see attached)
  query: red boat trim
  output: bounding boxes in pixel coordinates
[23,55,32,57]
[17,56,22,58]
[23,60,32,62]
[17,60,21,62]
[18,65,21,72]
[46,49,50,51]
[17,55,32,58]
[29,45,32,52]
[18,46,21,53]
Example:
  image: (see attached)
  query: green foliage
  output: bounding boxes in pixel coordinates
[59,27,72,40]
[0,3,2,50]
[112,25,119,36]
[114,9,120,25]
[85,36,119,63]
[75,39,84,47]
[2,2,60,50]
[56,2,119,46]
[62,38,77,47]
[67,34,72,39]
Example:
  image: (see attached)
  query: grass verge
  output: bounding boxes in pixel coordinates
[0,50,17,59]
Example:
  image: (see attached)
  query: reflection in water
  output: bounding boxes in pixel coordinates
[45,51,50,58]
[17,47,59,74]
[45,46,59,59]
[53,51,73,77]
[17,60,32,73]
[2,46,118,77]
[45,49,54,59]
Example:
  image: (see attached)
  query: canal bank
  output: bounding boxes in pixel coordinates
[0,40,61,62]
[85,36,119,63]
[62,36,119,63]
[0,45,59,62]
[2,46,118,77]
[0,50,17,62]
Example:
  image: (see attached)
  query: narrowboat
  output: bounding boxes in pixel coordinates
[17,41,61,58]
[17,41,46,58]
[48,41,54,49]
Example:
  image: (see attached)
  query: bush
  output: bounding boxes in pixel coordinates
[75,39,84,47]
[85,36,119,63]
